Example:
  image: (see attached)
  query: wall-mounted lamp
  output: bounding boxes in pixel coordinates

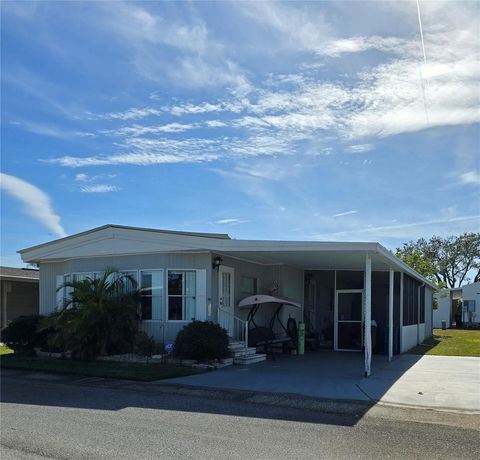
[212,256,223,271]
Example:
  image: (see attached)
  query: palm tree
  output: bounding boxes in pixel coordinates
[46,268,141,360]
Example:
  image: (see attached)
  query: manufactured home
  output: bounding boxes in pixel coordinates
[19,224,436,375]
[0,266,39,329]
[433,282,480,328]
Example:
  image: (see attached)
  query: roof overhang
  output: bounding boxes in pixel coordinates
[214,243,437,289]
[0,275,39,283]
[18,224,437,290]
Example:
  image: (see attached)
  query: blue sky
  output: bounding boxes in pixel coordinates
[1,1,479,267]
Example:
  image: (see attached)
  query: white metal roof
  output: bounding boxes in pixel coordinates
[18,224,437,289]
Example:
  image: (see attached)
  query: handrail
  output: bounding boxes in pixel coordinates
[218,307,249,352]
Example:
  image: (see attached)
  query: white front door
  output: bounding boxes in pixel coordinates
[218,266,235,336]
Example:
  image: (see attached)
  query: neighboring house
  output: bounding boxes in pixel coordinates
[18,224,436,375]
[462,282,480,324]
[433,282,480,328]
[0,266,39,329]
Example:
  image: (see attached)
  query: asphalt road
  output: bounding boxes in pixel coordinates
[1,372,479,460]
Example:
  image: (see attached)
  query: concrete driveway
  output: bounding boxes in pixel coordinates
[166,351,480,412]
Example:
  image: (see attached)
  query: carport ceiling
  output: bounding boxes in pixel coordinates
[219,250,393,271]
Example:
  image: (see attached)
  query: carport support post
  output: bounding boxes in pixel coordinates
[388,269,394,361]
[364,253,372,377]
[399,273,404,352]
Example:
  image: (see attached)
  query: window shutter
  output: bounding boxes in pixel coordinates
[56,275,64,309]
[195,269,207,321]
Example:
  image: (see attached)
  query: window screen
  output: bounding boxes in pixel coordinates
[336,271,364,290]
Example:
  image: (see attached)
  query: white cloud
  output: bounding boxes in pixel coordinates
[74,173,116,183]
[242,1,480,139]
[39,0,480,171]
[170,57,252,94]
[166,99,249,116]
[460,171,480,185]
[214,218,247,225]
[0,173,66,237]
[86,107,163,121]
[205,120,228,128]
[10,120,94,139]
[347,144,373,153]
[104,3,209,53]
[238,2,333,55]
[80,184,119,193]
[107,122,198,137]
[315,215,480,240]
[74,173,89,182]
[99,3,251,92]
[45,132,300,168]
[333,210,358,218]
[318,36,410,57]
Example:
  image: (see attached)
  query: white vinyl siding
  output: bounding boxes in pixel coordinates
[55,275,65,309]
[195,269,207,321]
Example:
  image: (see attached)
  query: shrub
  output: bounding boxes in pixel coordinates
[37,312,65,353]
[174,321,229,361]
[135,332,156,357]
[1,315,46,351]
[49,269,141,360]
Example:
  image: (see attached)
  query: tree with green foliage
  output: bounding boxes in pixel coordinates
[42,268,141,360]
[396,232,480,288]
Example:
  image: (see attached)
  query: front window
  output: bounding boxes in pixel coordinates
[119,271,138,292]
[72,273,91,283]
[168,270,196,321]
[241,276,258,295]
[140,270,163,320]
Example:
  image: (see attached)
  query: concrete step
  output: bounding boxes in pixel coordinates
[234,353,267,365]
[230,347,257,358]
[228,342,246,351]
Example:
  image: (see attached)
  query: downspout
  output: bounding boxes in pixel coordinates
[417,283,425,345]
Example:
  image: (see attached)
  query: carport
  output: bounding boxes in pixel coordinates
[215,241,437,376]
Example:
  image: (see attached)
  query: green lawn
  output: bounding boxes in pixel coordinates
[0,345,14,355]
[0,353,204,381]
[409,329,480,357]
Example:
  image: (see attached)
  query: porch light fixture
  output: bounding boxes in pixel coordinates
[212,256,223,271]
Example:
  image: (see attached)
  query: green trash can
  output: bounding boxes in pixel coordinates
[298,322,305,355]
